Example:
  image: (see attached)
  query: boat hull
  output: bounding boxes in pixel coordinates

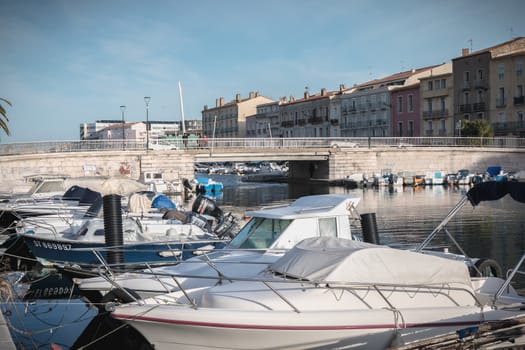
[113,306,522,350]
[22,235,227,266]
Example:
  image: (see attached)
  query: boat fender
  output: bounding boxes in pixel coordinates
[360,212,379,244]
[470,258,503,278]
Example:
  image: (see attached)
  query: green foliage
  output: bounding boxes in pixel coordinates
[461,119,493,137]
[0,97,11,137]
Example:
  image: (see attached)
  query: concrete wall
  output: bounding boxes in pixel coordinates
[0,147,523,192]
[328,146,525,179]
[0,150,195,192]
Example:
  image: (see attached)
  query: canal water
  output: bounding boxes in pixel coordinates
[2,174,525,349]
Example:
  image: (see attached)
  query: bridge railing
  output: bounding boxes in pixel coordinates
[0,137,524,156]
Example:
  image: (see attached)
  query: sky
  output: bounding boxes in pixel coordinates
[1,0,524,143]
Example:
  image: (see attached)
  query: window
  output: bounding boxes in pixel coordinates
[464,71,470,82]
[408,95,413,112]
[517,85,523,97]
[464,92,470,104]
[441,78,447,88]
[397,122,403,137]
[427,120,432,131]
[427,98,432,112]
[517,61,523,77]
[428,81,433,91]
[229,217,292,249]
[498,64,505,81]
[518,111,523,123]
[477,69,483,81]
[498,87,505,106]
[440,119,445,132]
[477,90,484,103]
[435,79,441,89]
[319,217,338,237]
[397,96,403,113]
[408,121,414,137]
[440,97,446,112]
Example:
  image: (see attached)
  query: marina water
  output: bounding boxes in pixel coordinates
[2,174,525,349]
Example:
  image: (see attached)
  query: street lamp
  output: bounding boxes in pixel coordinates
[144,96,151,150]
[120,105,126,149]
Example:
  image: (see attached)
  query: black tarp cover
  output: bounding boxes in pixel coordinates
[467,181,525,206]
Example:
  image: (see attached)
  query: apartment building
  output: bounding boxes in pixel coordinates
[279,88,339,138]
[453,37,525,136]
[201,91,274,138]
[490,44,525,136]
[419,63,454,137]
[246,100,281,138]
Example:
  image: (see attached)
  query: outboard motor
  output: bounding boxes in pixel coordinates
[192,195,223,221]
[214,213,237,239]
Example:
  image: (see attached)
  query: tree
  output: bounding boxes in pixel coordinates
[0,97,11,137]
[461,119,493,137]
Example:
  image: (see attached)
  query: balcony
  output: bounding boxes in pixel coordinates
[297,119,306,126]
[472,102,486,112]
[514,96,524,105]
[330,119,339,126]
[281,120,294,128]
[492,120,525,134]
[459,104,472,113]
[308,117,323,125]
[423,109,449,119]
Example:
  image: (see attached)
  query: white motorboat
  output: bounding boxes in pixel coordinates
[14,195,235,268]
[76,194,363,299]
[110,236,525,350]
[106,181,525,349]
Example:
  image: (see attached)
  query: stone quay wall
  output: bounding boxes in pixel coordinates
[327,147,525,180]
[0,147,523,192]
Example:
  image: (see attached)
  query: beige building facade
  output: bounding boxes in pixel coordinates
[419,63,454,136]
[453,37,525,136]
[201,92,274,138]
[490,48,525,136]
[279,88,340,138]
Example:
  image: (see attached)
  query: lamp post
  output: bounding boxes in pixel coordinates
[144,96,151,150]
[120,105,126,149]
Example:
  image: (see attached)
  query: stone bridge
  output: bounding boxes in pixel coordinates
[0,144,523,192]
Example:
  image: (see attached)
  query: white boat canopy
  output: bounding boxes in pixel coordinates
[269,237,473,288]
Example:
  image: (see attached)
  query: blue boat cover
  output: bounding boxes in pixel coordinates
[467,181,525,206]
[152,194,176,209]
[486,166,502,177]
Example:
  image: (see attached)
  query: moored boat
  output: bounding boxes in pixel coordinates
[107,182,525,349]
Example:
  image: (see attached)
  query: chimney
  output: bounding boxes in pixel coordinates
[462,48,470,56]
[304,91,309,99]
[249,91,255,99]
[220,97,224,106]
[321,88,327,96]
[204,105,208,110]
[339,84,345,92]
[236,93,241,102]
[215,98,219,107]
[290,95,295,102]
[255,91,260,97]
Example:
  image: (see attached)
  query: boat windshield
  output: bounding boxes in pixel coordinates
[228,217,292,249]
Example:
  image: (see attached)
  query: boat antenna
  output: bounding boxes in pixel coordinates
[178,80,186,134]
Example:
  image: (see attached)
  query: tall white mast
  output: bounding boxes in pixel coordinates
[178,80,186,134]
